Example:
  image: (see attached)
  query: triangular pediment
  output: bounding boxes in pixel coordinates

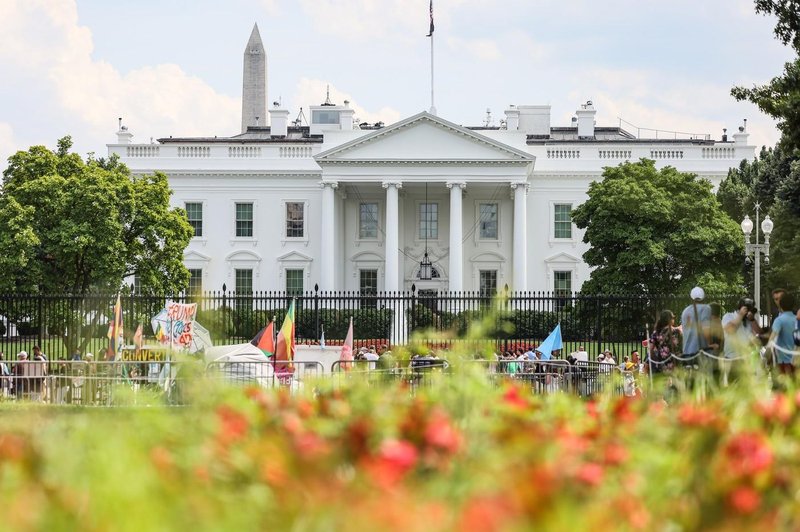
[544,252,579,264]
[277,251,313,262]
[316,112,534,164]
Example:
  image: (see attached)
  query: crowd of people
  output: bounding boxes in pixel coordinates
[647,286,800,384]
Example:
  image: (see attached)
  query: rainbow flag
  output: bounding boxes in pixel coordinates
[106,293,123,358]
[275,300,295,374]
[251,319,275,358]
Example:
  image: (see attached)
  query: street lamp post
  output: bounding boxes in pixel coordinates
[740,202,774,317]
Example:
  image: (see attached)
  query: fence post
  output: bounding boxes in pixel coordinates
[221,284,228,344]
[37,294,44,349]
[410,284,417,339]
[314,284,320,342]
[595,296,602,359]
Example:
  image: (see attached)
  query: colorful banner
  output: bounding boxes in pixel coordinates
[150,302,198,351]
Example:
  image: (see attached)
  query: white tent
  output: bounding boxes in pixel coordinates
[204,343,277,388]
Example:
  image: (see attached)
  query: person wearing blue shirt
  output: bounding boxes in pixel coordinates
[681,287,711,359]
[771,292,798,376]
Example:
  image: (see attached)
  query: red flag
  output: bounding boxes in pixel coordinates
[252,320,275,358]
[340,317,354,371]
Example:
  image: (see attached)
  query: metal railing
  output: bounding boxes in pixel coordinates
[0,289,752,362]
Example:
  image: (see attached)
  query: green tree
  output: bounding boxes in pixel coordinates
[731,1,800,150]
[1,136,193,295]
[724,1,800,294]
[572,159,743,296]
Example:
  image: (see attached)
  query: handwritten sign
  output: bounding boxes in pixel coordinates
[152,302,198,350]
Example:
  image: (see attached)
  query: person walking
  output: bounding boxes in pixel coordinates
[681,287,712,367]
[649,310,683,373]
[720,298,760,386]
[771,293,798,377]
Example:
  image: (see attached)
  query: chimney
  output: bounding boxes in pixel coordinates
[517,105,551,136]
[722,128,728,142]
[576,101,596,139]
[340,99,355,130]
[733,120,749,146]
[268,103,289,137]
[116,117,133,144]
[504,105,520,131]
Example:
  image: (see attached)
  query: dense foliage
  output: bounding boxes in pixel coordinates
[572,159,743,296]
[0,136,193,295]
[1,368,800,530]
[723,0,800,295]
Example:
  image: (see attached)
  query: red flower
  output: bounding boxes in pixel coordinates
[503,385,528,409]
[603,443,629,466]
[612,397,637,423]
[677,403,719,427]
[728,486,761,514]
[724,432,773,478]
[575,462,604,487]
[216,405,249,445]
[424,410,462,454]
[364,439,419,488]
[755,394,792,425]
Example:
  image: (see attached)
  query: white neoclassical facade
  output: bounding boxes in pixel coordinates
[108,26,755,296]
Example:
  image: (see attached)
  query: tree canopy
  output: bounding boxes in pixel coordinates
[0,136,193,295]
[731,1,800,151]
[572,159,743,296]
[722,0,800,294]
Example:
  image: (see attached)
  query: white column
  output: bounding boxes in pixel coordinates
[382,181,402,292]
[511,182,529,292]
[320,181,338,290]
[446,181,466,292]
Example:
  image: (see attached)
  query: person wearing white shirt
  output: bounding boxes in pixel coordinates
[721,298,760,385]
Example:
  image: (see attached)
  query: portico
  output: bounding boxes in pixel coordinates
[314,112,535,293]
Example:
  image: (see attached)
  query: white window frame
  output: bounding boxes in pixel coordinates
[285,268,305,295]
[469,252,506,293]
[415,199,441,245]
[231,200,258,244]
[544,252,580,294]
[474,200,501,243]
[549,201,577,244]
[350,251,384,291]
[225,250,262,289]
[277,251,313,286]
[281,199,309,246]
[184,199,207,244]
[355,200,383,244]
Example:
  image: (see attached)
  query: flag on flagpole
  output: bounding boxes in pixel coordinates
[275,300,296,374]
[340,317,354,371]
[536,323,563,361]
[426,0,434,36]
[320,324,326,350]
[106,293,123,359]
[251,319,275,358]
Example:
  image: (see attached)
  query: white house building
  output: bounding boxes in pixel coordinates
[108,24,755,297]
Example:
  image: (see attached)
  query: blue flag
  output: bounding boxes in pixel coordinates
[537,324,563,360]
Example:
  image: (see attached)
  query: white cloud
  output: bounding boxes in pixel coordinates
[296,0,423,41]
[0,123,20,167]
[292,78,402,126]
[0,0,239,158]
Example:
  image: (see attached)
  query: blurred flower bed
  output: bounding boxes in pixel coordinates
[1,371,799,531]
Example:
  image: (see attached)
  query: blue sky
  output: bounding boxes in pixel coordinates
[0,0,793,164]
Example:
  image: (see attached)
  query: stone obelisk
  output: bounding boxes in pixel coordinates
[241,23,267,133]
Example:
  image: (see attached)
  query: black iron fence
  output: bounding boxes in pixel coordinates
[0,288,749,362]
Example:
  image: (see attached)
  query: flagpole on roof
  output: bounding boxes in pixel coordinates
[427,0,436,115]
